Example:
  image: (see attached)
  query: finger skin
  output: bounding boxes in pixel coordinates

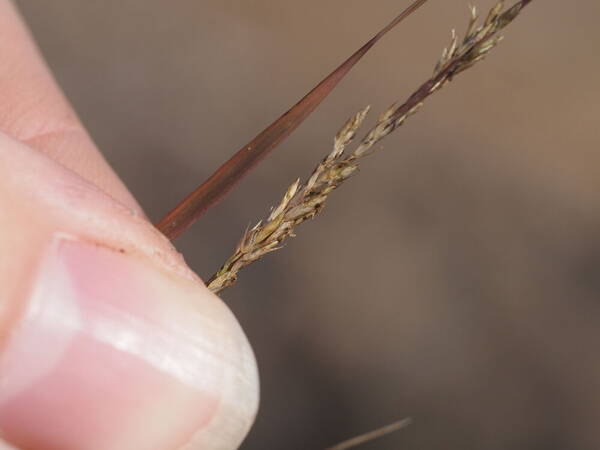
[0,134,259,449]
[0,0,141,211]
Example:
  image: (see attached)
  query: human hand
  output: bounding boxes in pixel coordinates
[0,1,259,448]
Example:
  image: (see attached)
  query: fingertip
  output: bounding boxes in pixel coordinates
[0,234,258,449]
[0,135,259,449]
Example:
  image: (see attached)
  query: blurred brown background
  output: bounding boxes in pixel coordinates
[13,0,600,448]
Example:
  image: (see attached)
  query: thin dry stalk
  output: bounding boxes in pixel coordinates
[325,418,412,450]
[207,0,533,294]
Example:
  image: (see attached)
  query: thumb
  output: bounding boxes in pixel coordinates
[0,133,259,449]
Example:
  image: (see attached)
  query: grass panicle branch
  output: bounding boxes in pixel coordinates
[207,0,533,294]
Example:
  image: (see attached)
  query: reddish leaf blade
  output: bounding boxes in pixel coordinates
[157,0,428,240]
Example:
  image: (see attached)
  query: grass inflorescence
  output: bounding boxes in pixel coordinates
[207,0,533,294]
